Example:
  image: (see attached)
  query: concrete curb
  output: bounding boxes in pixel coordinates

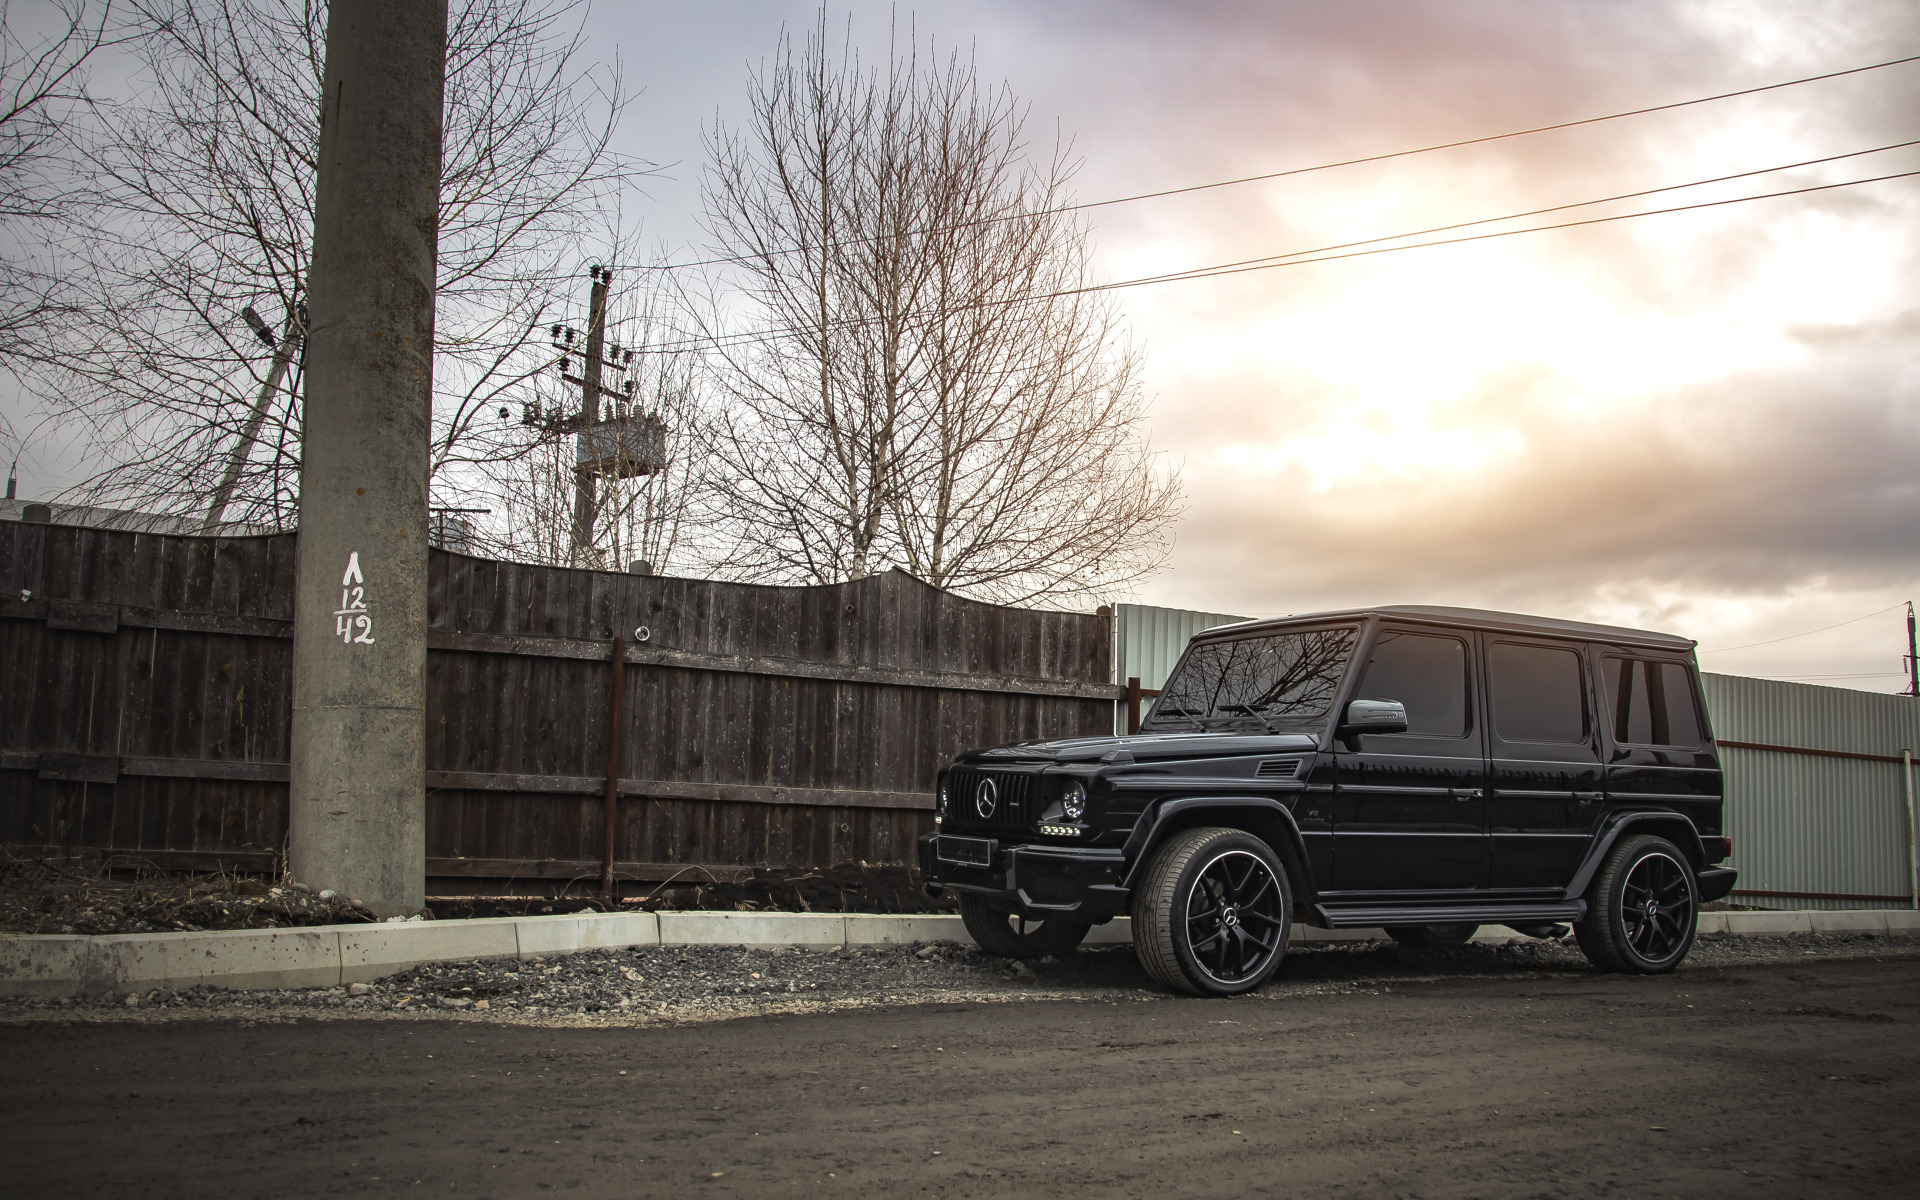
[3,908,1915,999]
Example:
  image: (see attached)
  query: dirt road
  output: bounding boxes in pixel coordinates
[4,951,1918,1198]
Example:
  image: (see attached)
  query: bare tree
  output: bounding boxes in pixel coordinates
[35,0,639,531]
[701,16,1180,606]
[0,1,118,369]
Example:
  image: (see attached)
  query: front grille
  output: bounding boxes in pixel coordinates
[1019,858,1079,906]
[945,768,1034,830]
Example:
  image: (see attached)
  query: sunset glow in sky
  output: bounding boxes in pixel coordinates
[594,0,1920,689]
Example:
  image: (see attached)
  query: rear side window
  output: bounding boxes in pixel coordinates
[1489,642,1587,744]
[1602,658,1706,747]
[1357,631,1469,737]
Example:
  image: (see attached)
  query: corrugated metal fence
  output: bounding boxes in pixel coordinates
[1114,603,1248,732]
[1703,673,1919,911]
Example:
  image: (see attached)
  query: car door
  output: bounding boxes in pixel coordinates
[1332,625,1488,893]
[1486,637,1602,889]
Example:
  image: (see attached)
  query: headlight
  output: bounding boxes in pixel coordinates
[1061,780,1087,821]
[936,783,949,816]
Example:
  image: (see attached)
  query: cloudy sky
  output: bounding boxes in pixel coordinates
[579,0,1920,689]
[7,1,1913,689]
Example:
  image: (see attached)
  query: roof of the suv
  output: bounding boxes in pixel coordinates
[1197,604,1697,652]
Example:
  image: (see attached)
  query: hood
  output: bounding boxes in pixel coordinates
[957,729,1319,766]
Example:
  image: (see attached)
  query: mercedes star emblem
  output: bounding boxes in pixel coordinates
[974,776,998,819]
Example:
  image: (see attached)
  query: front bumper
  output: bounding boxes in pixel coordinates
[917,832,1130,922]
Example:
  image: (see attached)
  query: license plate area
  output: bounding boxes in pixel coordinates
[936,835,995,867]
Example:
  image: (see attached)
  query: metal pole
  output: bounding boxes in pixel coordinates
[1906,748,1917,911]
[569,270,610,565]
[601,634,625,904]
[1906,602,1916,697]
[288,0,446,917]
[202,306,303,535]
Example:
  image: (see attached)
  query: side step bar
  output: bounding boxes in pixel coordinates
[1314,900,1587,929]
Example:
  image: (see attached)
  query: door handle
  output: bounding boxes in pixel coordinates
[1449,788,1484,801]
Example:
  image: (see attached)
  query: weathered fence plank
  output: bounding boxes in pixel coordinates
[3,522,1116,890]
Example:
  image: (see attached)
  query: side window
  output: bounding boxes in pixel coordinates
[1602,658,1706,747]
[1358,631,1469,738]
[1489,642,1587,744]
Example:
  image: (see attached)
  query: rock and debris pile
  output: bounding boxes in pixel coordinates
[428,864,955,920]
[5,930,1914,1025]
[0,849,376,935]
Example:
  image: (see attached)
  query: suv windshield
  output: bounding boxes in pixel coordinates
[1144,626,1361,732]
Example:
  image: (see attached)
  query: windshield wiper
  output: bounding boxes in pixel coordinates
[1218,703,1277,734]
[1148,703,1206,732]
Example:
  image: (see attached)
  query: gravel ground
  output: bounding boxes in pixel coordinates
[7,949,1920,1197]
[5,928,1914,1026]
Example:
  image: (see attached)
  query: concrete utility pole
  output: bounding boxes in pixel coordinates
[568,267,611,565]
[289,0,447,916]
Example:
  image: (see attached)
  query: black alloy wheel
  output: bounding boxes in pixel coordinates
[1384,923,1479,949]
[1574,833,1699,974]
[957,892,1090,959]
[1133,827,1292,996]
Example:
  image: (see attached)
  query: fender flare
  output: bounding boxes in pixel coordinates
[1120,796,1316,899]
[1561,808,1707,901]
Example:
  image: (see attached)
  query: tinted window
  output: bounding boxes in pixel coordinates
[1603,658,1706,747]
[1489,642,1587,744]
[1357,632,1468,737]
[1148,626,1360,730]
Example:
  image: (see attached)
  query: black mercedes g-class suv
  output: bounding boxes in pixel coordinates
[918,605,1736,996]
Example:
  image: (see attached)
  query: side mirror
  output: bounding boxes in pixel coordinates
[1340,698,1409,737]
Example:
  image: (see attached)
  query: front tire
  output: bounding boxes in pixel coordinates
[1575,833,1699,974]
[958,892,1090,959]
[1132,827,1292,996]
[1385,923,1479,948]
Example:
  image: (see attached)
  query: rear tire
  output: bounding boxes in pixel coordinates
[1132,827,1292,997]
[1575,833,1698,974]
[1384,923,1479,948]
[958,892,1089,959]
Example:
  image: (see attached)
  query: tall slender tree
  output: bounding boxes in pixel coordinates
[701,14,1180,605]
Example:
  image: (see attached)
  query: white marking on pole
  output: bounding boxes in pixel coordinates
[333,552,375,644]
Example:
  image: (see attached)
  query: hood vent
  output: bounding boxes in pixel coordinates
[1255,758,1301,779]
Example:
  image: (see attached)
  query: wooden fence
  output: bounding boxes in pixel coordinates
[0,519,1119,891]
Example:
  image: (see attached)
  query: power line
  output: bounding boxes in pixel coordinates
[1087,140,1920,290]
[1084,166,1920,295]
[1698,603,1908,654]
[632,50,1920,275]
[646,161,1920,355]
